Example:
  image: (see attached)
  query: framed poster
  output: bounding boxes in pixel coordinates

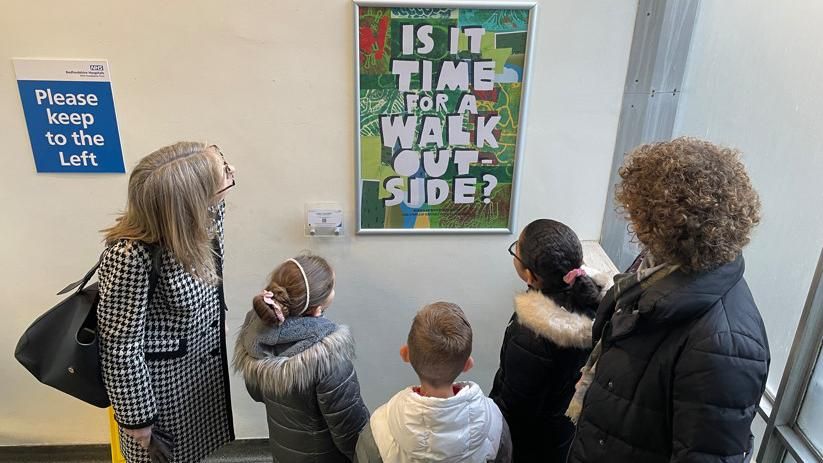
[355,1,537,234]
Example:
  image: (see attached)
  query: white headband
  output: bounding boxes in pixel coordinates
[288,258,311,314]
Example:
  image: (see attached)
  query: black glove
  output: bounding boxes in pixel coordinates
[147,428,174,463]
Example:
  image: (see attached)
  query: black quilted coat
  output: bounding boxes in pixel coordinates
[568,257,769,463]
[490,266,611,463]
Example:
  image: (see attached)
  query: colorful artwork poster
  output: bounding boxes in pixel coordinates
[357,5,533,232]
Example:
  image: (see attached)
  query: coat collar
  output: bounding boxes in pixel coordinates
[514,292,593,349]
[601,256,746,340]
[238,311,337,360]
[639,255,745,323]
[233,315,355,394]
[514,266,612,349]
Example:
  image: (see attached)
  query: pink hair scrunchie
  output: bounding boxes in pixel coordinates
[259,290,285,324]
[563,268,587,285]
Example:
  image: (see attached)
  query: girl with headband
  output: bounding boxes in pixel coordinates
[233,254,369,462]
[490,219,613,462]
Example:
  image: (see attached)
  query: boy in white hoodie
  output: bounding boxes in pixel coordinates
[355,302,512,463]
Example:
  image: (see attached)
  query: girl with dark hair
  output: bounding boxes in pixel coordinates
[233,254,369,463]
[490,219,612,462]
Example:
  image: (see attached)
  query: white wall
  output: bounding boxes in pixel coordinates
[0,0,636,445]
[674,0,823,395]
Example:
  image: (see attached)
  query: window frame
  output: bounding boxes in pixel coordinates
[758,248,823,462]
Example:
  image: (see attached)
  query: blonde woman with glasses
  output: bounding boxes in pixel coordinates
[97,142,236,462]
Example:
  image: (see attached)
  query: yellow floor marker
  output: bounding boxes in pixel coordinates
[108,407,126,463]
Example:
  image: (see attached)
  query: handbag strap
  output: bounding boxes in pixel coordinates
[213,238,227,311]
[57,252,103,295]
[145,244,162,302]
[57,243,163,297]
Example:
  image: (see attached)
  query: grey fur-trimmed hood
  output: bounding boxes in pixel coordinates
[514,266,613,349]
[233,320,356,395]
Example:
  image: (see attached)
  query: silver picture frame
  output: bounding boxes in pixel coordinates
[354,0,538,234]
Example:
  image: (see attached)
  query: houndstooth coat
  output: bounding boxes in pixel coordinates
[97,201,234,463]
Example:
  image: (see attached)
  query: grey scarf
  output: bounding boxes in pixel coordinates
[239,310,337,360]
[566,254,678,423]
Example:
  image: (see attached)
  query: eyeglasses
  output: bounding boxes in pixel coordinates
[508,240,528,268]
[210,145,236,196]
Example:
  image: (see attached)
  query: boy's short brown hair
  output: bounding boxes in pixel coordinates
[407,302,472,387]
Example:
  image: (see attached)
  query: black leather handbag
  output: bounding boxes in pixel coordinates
[14,245,161,408]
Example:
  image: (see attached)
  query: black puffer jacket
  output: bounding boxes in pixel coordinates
[234,313,369,462]
[490,269,611,462]
[568,256,769,463]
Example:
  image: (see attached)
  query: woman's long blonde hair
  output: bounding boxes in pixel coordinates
[103,142,223,283]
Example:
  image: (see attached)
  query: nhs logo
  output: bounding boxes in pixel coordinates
[89,64,104,71]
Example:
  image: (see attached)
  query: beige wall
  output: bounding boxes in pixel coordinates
[0,0,636,444]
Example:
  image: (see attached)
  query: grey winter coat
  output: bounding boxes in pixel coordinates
[234,312,369,463]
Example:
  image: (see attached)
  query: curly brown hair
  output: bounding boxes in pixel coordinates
[616,137,761,272]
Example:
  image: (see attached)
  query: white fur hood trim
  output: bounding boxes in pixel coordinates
[233,325,355,395]
[513,266,612,349]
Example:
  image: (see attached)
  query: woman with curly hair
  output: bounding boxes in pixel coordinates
[566,138,770,463]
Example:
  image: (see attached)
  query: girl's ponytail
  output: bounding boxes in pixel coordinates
[266,283,292,315]
[520,219,601,315]
[253,254,334,325]
[568,274,600,315]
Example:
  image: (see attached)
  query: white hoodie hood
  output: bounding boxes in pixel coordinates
[370,381,503,463]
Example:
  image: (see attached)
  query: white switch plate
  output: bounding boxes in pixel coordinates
[305,203,343,237]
